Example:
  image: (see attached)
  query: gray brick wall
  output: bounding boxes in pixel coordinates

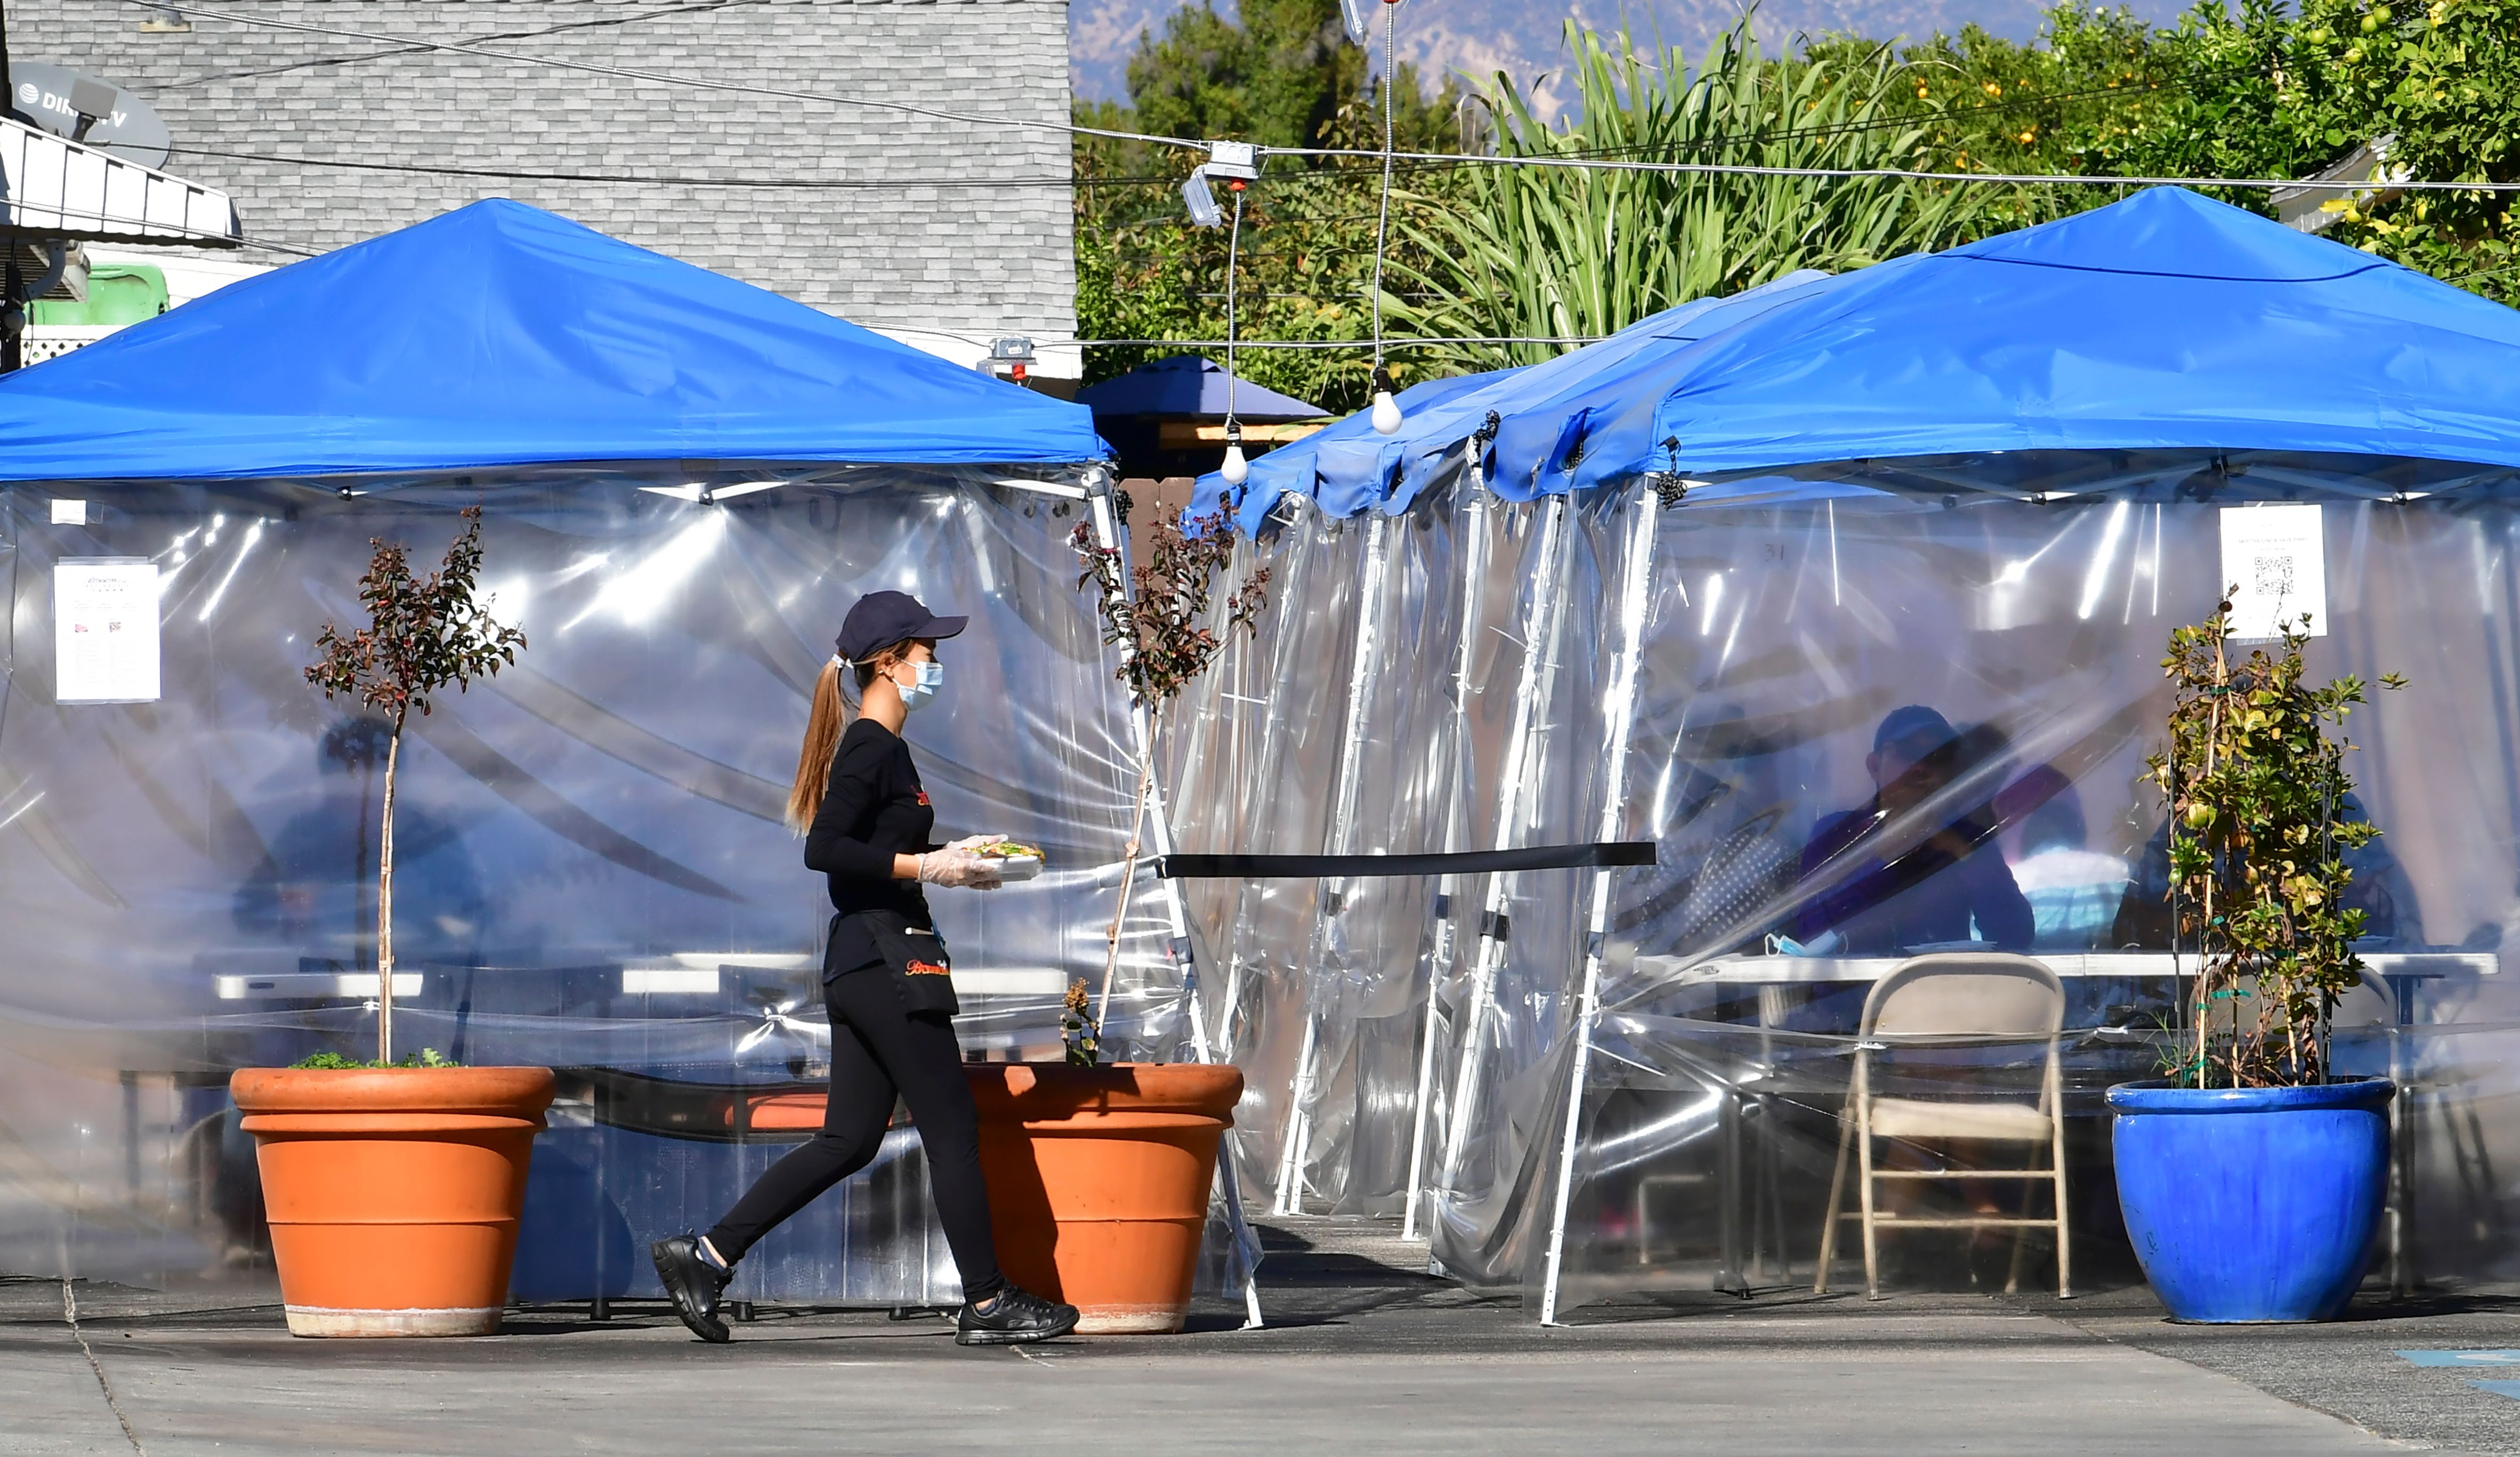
[17,0,1076,345]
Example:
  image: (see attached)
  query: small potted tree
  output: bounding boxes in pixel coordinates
[959,503,1267,1334]
[229,507,551,1337]
[2108,599,2406,1322]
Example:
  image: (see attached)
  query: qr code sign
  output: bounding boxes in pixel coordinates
[2251,552,2295,604]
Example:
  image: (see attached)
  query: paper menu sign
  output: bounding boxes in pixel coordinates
[55,559,161,703]
[2219,504,2327,642]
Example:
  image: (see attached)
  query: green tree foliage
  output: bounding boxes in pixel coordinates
[1385,22,1985,374]
[1077,0,2520,395]
[1853,0,2520,302]
[1074,0,1472,410]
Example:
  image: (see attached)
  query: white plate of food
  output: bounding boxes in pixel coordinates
[975,841,1045,881]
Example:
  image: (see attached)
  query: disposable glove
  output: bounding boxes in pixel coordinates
[917,847,1003,889]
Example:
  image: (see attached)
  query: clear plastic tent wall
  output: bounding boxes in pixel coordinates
[0,467,1256,1306]
[1166,454,2520,1316]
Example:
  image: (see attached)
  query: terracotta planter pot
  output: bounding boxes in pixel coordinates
[967,1062,1243,1334]
[230,1065,555,1337]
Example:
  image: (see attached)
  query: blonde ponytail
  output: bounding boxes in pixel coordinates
[786,659,853,833]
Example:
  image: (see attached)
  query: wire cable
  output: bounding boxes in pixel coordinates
[1266,142,2520,193]
[164,144,1072,190]
[121,0,1188,150]
[1056,336,1610,349]
[1225,186,1244,432]
[141,0,766,96]
[1368,0,1396,377]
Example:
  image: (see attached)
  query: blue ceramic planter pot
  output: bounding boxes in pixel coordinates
[2107,1078,2393,1323]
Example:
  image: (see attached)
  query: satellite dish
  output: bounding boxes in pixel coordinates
[9,63,172,169]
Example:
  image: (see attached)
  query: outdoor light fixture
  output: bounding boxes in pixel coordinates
[1339,0,1406,44]
[983,335,1036,384]
[1182,141,1261,229]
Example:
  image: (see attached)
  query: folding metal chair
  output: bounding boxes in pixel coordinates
[1814,953,2070,1299]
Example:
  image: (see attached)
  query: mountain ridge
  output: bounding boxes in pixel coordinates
[1070,0,2183,108]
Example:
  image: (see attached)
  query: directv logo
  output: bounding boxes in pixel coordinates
[7,65,170,166]
[18,81,130,130]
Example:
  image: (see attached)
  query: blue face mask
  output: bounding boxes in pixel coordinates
[898,659,944,713]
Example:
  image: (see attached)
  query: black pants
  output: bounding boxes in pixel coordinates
[704,967,1006,1300]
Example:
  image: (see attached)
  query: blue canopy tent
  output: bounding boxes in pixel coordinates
[1202,188,2520,524]
[1167,187,2520,1322]
[1077,354,1325,422]
[0,197,1108,479]
[0,200,1277,1315]
[1192,269,1836,532]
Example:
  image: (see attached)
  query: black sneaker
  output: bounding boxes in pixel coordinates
[954,1285,1080,1346]
[651,1234,732,1343]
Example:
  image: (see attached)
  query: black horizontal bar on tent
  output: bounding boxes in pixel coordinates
[1154,842,1658,879]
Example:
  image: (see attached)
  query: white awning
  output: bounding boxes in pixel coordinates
[1,116,239,248]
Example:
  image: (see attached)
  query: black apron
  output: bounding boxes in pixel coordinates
[825,908,958,1018]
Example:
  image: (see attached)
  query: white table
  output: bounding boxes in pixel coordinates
[1632,950,2498,989]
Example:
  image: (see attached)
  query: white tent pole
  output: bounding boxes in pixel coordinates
[1403,488,1492,1242]
[1217,505,1309,1059]
[1089,474,1264,1327]
[1273,509,1393,1217]
[1537,485,1662,1325]
[1436,495,1570,1200]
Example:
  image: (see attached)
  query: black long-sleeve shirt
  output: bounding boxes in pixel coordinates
[806,718,936,972]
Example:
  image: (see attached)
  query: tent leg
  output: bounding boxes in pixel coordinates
[1538,488,1661,1327]
[1436,497,1570,1207]
[1276,514,1391,1222]
[1403,493,1492,1244]
[1400,920,1450,1243]
[1273,1017,1319,1216]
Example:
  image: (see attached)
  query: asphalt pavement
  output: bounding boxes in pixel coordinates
[5,1218,2517,1456]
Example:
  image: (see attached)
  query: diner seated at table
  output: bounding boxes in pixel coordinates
[1789,706,2034,954]
[1992,766,2131,950]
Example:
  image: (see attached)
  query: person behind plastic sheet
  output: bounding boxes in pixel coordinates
[650,590,1079,1347]
[1992,766,2131,950]
[1790,705,2033,954]
[233,716,486,969]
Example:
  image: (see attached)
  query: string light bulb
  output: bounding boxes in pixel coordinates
[1221,441,1250,484]
[1370,365,1403,435]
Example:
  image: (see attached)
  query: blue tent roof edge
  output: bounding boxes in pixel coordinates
[0,199,1111,483]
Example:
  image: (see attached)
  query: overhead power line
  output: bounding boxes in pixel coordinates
[1056,336,1609,350]
[167,145,1077,189]
[1270,143,2520,194]
[143,0,769,95]
[123,0,1183,149]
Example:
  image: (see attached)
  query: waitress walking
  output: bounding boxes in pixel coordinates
[652,590,1079,1345]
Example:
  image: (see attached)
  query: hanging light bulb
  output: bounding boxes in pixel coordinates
[1221,422,1249,485]
[1370,364,1403,435]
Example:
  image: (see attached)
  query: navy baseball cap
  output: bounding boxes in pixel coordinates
[1872,704,1957,754]
[835,590,967,662]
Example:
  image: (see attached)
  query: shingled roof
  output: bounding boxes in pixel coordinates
[15,0,1075,362]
